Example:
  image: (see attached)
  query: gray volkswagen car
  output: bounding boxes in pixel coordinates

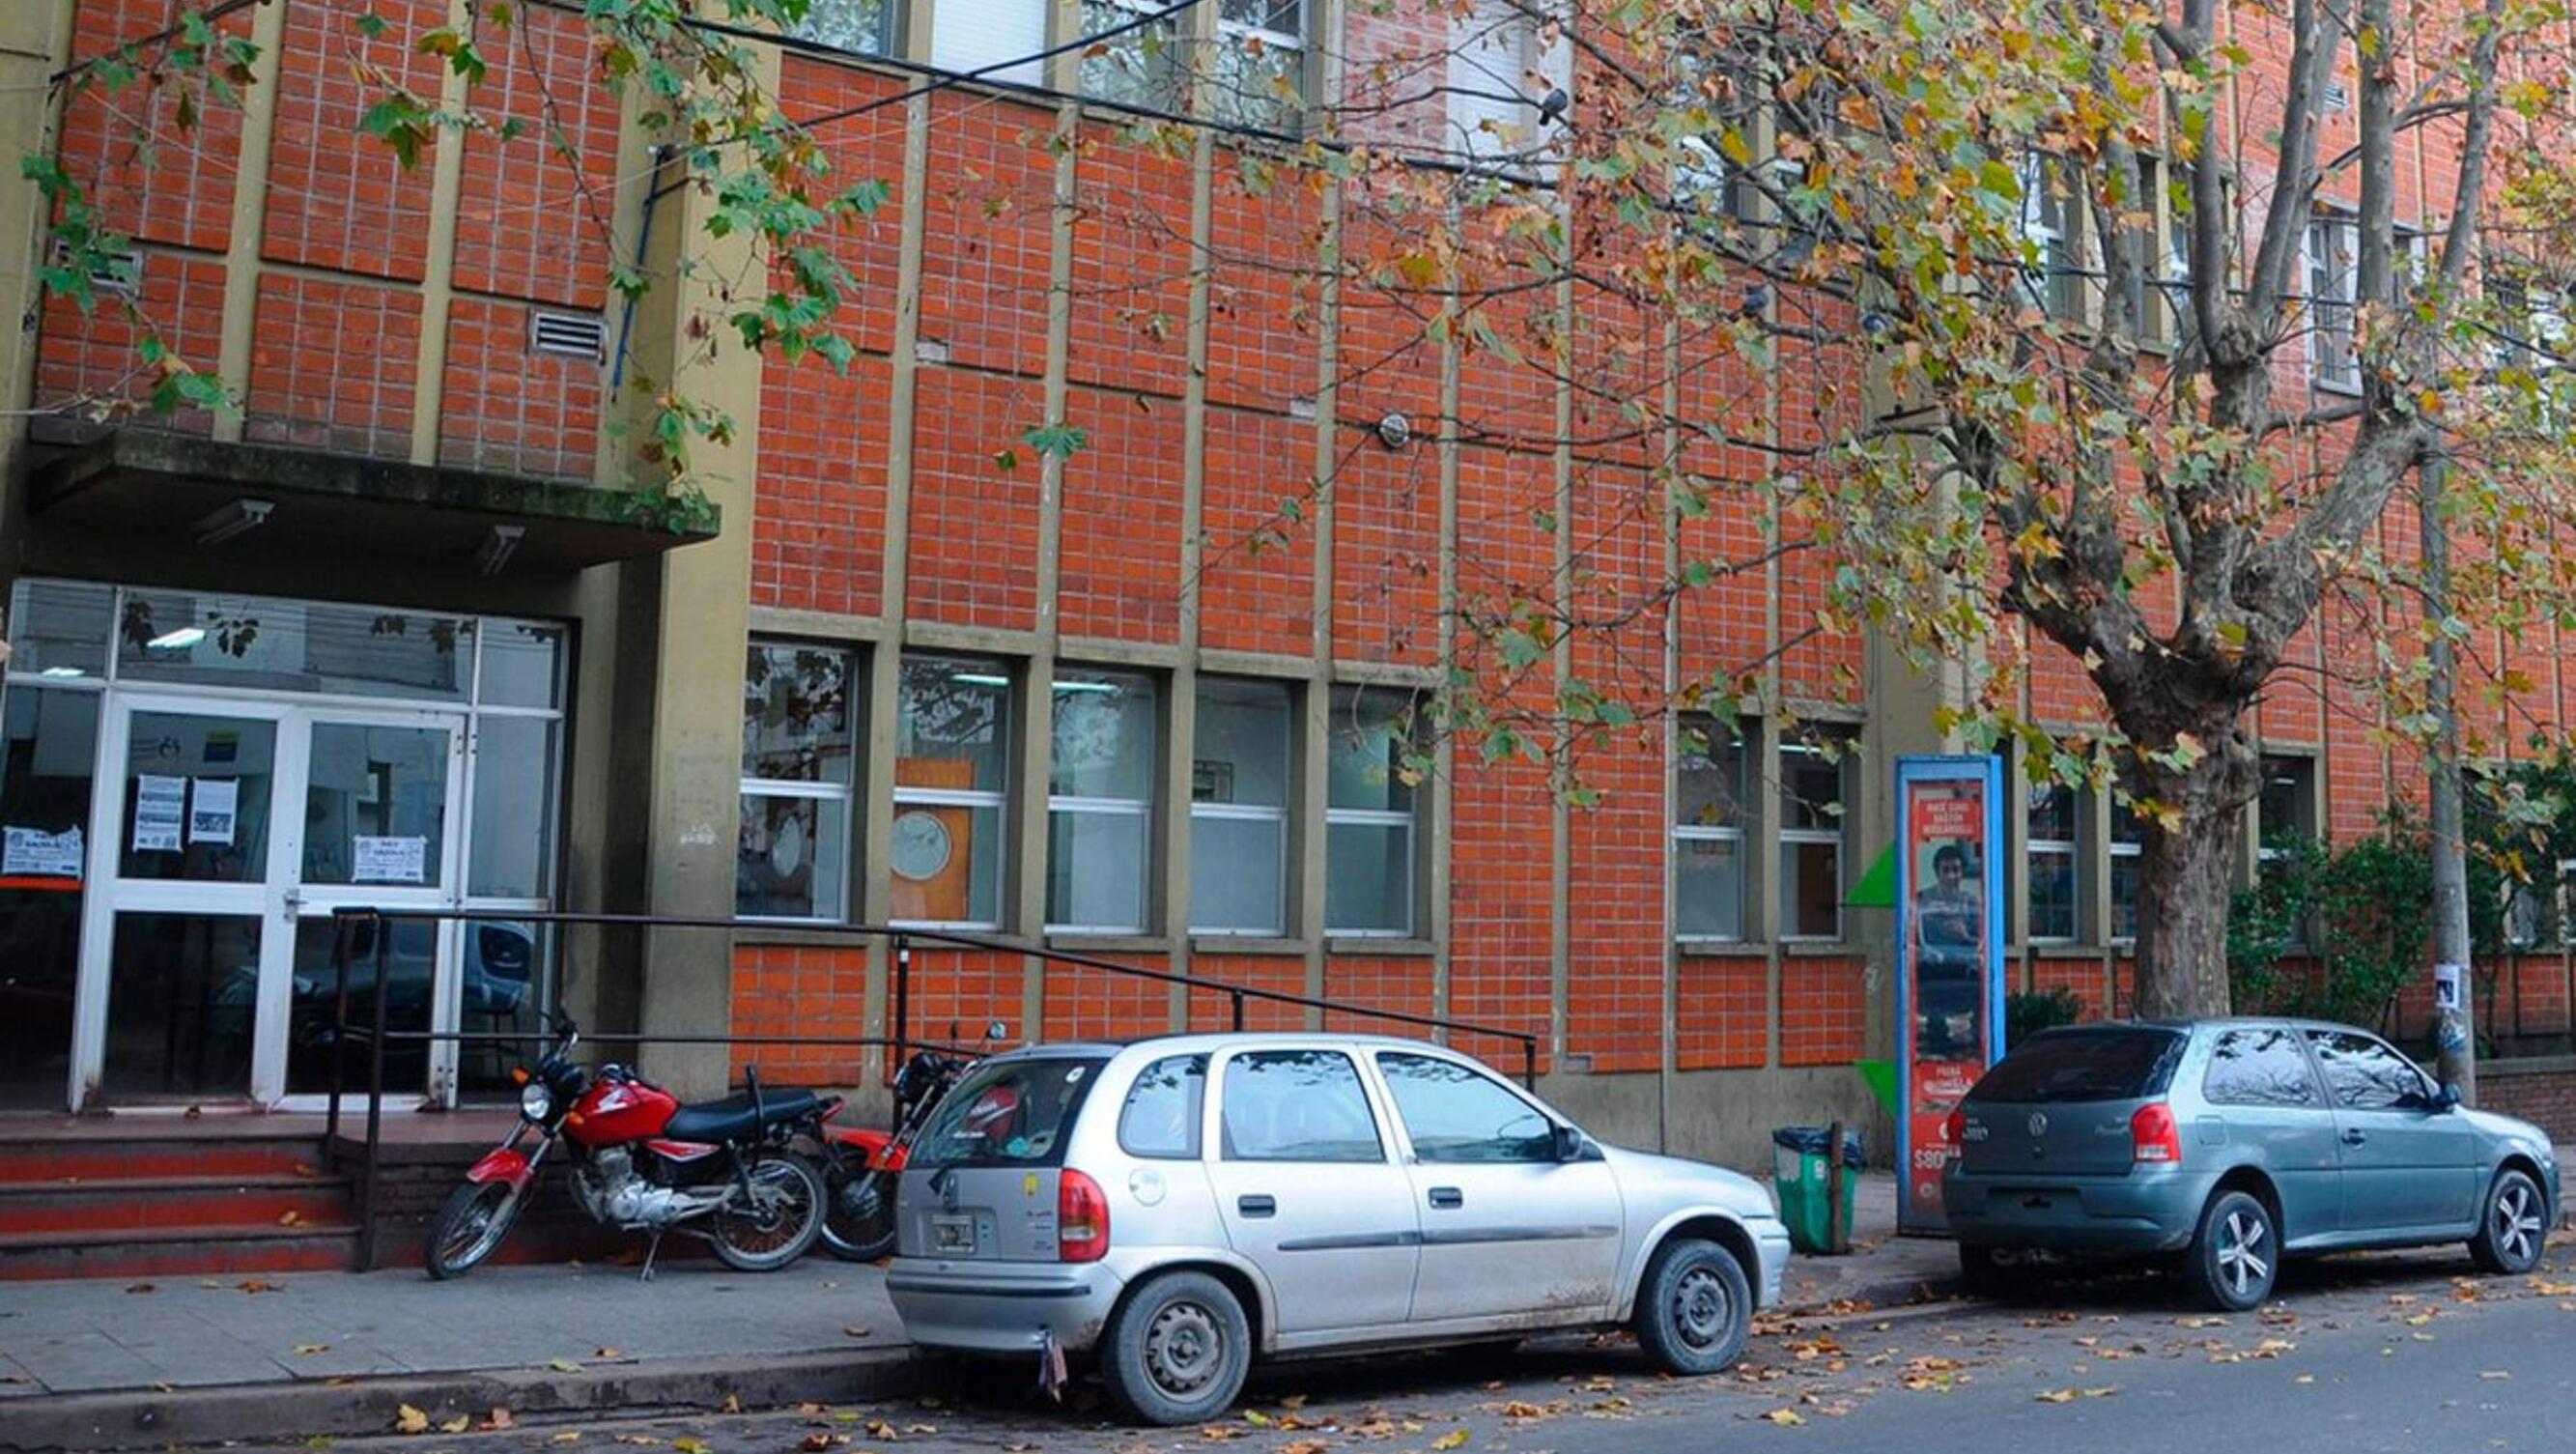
[883,1033,1792,1424]
[1943,1018,2560,1310]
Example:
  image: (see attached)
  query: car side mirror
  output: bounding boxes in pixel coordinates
[2436,1081,2463,1111]
[1552,1124,1587,1162]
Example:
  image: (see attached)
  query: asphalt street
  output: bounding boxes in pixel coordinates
[241,1246,2576,1454]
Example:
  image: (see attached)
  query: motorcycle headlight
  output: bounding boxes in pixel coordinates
[520,1083,553,1121]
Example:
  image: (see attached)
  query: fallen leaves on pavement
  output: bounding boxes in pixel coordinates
[392,1405,429,1435]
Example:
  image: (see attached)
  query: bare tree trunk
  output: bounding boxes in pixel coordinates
[2421,451,2477,1100]
[2131,787,2247,1019]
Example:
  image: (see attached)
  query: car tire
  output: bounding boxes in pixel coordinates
[1632,1238,1751,1376]
[2469,1167,2549,1275]
[1956,1242,2011,1297]
[1100,1270,1253,1426]
[2184,1189,2278,1312]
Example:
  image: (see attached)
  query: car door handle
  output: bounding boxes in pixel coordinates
[1428,1186,1463,1210]
[2342,1128,2367,1146]
[1237,1194,1276,1218]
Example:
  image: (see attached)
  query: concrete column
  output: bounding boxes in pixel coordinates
[208,0,289,445]
[0,0,76,598]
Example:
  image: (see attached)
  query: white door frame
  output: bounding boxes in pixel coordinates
[72,693,467,1111]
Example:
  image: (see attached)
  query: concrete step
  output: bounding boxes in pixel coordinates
[0,1135,327,1184]
[0,1175,354,1239]
[0,1222,360,1281]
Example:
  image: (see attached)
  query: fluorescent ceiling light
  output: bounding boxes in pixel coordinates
[951,672,1010,688]
[475,523,525,578]
[192,497,273,547]
[146,626,208,650]
[1052,680,1118,695]
[39,666,86,678]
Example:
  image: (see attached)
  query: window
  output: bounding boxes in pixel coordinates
[738,641,857,922]
[2024,782,2080,944]
[1969,1027,2186,1103]
[930,0,1043,85]
[1671,45,1765,222]
[892,656,1011,928]
[1375,1052,1557,1162]
[2202,1027,2323,1108]
[1212,0,1305,131]
[0,584,105,1110]
[1779,727,1853,939]
[1674,717,1750,941]
[1191,677,1292,935]
[2306,1030,2433,1111]
[1046,669,1156,934]
[2307,214,2361,390]
[2122,155,2182,347]
[1118,1054,1207,1158]
[792,0,894,56]
[1220,1050,1384,1162]
[1325,687,1420,936]
[2019,156,2085,322]
[1447,0,1542,169]
[1080,0,1187,113]
[910,1056,1110,1168]
[2256,754,2317,862]
[2108,795,2142,943]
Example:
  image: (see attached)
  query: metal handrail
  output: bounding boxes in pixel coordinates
[325,906,1543,1270]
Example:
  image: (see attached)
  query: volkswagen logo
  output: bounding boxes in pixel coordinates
[2026,1112,2050,1137]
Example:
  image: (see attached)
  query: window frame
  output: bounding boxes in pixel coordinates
[1373,1049,1563,1164]
[1323,685,1423,939]
[737,639,861,926]
[2200,1025,2326,1109]
[2018,155,2086,323]
[1211,0,1308,132]
[1044,667,1158,936]
[2023,781,2081,947]
[891,653,1014,932]
[2307,211,2363,393]
[2304,1028,2438,1112]
[788,0,898,57]
[1116,1052,1209,1160]
[1673,714,1752,944]
[2107,793,2143,946]
[1217,1047,1390,1164]
[1188,675,1294,938]
[1777,727,1854,942]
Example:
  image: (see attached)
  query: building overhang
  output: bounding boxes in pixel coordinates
[24,429,719,577]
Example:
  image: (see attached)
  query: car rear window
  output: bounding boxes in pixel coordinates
[1967,1029,2185,1103]
[908,1056,1109,1169]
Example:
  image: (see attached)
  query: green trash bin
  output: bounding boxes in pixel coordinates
[1770,1126,1864,1255]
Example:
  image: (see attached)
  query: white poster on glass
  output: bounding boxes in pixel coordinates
[353,835,428,884]
[133,775,185,853]
[189,778,239,845]
[2,825,83,878]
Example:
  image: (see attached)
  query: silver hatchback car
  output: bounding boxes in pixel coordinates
[1944,1018,2561,1310]
[884,1033,1792,1423]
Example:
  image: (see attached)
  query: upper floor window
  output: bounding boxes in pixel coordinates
[2024,781,2080,945]
[2256,754,2318,861]
[1081,0,1188,113]
[1325,686,1421,937]
[931,0,1044,85]
[1047,669,1157,934]
[792,0,896,55]
[2307,213,2361,391]
[1674,717,1750,941]
[1191,676,1293,936]
[1447,0,1544,169]
[1670,46,1765,222]
[738,641,858,922]
[1212,0,1306,131]
[2019,156,2085,323]
[892,655,1011,929]
[1779,727,1854,940]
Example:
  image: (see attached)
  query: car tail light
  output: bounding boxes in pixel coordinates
[1941,1107,1967,1151]
[2131,1102,2183,1164]
[1059,1169,1110,1264]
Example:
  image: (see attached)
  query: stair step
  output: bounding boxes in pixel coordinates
[0,1175,353,1238]
[0,1223,360,1281]
[0,1138,327,1183]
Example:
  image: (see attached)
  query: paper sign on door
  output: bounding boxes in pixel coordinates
[2,825,83,878]
[189,778,239,845]
[353,836,428,884]
[132,775,185,853]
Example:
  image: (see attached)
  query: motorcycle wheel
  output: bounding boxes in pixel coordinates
[424,1180,524,1279]
[708,1153,826,1271]
[818,1159,899,1263]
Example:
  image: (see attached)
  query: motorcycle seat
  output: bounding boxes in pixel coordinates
[663,1088,824,1145]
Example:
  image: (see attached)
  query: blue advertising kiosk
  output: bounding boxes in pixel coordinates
[1893,755,2007,1235]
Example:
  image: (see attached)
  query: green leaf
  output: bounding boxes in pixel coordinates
[354,11,387,38]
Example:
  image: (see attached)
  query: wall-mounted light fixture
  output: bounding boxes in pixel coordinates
[475,524,525,578]
[192,498,273,547]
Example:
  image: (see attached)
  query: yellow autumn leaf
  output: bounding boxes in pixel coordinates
[1763,1407,1806,1425]
[439,1416,471,1434]
[672,1440,713,1454]
[392,1405,429,1436]
[1432,1429,1472,1451]
[2035,1389,2079,1404]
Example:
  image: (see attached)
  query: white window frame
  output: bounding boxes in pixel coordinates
[1324,687,1421,939]
[1673,716,1750,944]
[1212,0,1307,131]
[891,656,1012,933]
[1777,731,1851,943]
[1044,670,1157,936]
[789,0,896,56]
[1446,0,1557,177]
[2020,155,2083,322]
[1187,677,1293,938]
[1078,0,1187,113]
[738,640,859,926]
[2108,796,2142,947]
[2307,213,2362,392]
[2024,783,2080,947]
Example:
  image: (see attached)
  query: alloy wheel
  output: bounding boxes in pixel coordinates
[1143,1298,1225,1397]
[2495,1182,2544,1265]
[1673,1265,1736,1350]
[2216,1208,2271,1299]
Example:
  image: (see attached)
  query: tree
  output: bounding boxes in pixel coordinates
[25,0,2576,1021]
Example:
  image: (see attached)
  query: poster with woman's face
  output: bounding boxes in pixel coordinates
[1901,777,1994,1229]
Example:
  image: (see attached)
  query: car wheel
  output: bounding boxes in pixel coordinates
[1632,1238,1751,1376]
[2184,1189,2278,1312]
[1100,1270,1253,1426]
[2470,1167,2549,1275]
[1956,1242,2011,1297]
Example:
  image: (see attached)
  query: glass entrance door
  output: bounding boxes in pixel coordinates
[75,699,464,1107]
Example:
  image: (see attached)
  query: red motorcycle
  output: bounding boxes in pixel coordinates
[812,1047,973,1262]
[425,1015,833,1278]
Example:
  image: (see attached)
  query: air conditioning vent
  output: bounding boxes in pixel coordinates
[54,241,140,295]
[530,310,608,360]
[2322,82,2349,113]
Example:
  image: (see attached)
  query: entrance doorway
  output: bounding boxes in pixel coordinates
[75,697,469,1108]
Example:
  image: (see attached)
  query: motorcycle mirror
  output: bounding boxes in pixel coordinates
[984,1019,1009,1043]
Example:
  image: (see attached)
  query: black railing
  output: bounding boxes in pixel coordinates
[326,907,1542,1271]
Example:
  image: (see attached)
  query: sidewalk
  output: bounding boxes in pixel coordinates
[0,1171,1952,1452]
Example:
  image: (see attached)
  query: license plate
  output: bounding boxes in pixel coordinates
[931,1213,977,1254]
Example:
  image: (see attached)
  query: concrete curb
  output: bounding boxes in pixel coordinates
[0,1347,930,1453]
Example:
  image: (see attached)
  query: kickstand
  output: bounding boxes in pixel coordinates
[639,1231,665,1283]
